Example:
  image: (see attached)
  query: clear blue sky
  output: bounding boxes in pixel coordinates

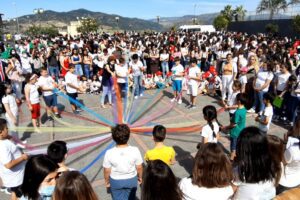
[1,0,260,20]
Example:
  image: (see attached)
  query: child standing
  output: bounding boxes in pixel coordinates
[170,57,184,104]
[255,93,274,134]
[144,125,175,165]
[24,74,41,133]
[222,93,248,161]
[187,58,201,109]
[1,84,19,139]
[225,80,242,119]
[0,118,28,200]
[239,67,248,93]
[201,105,220,144]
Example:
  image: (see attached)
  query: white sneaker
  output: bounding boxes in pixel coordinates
[134,96,138,99]
[178,99,182,104]
[171,98,176,102]
[140,93,143,97]
[247,108,255,113]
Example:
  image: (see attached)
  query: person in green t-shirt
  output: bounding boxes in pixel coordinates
[221,93,247,161]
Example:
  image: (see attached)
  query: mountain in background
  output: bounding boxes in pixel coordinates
[14,9,163,31]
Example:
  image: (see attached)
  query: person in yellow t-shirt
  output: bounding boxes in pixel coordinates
[144,125,176,165]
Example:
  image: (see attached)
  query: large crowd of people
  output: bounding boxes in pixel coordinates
[0,29,300,199]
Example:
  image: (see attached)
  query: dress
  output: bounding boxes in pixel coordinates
[62,57,69,77]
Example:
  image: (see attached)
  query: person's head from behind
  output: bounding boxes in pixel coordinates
[111,124,130,145]
[132,54,139,63]
[22,155,59,200]
[152,125,166,143]
[47,141,68,165]
[232,80,242,92]
[0,118,9,140]
[53,171,98,200]
[236,93,248,107]
[192,143,232,188]
[119,57,125,65]
[141,160,182,200]
[202,105,218,138]
[174,57,180,65]
[69,64,75,73]
[190,58,197,67]
[236,126,277,183]
[263,92,274,105]
[267,135,284,185]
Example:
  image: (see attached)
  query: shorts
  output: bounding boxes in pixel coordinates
[67,93,78,106]
[230,137,238,152]
[172,80,182,92]
[187,84,198,97]
[9,185,23,198]
[31,103,41,119]
[43,94,58,107]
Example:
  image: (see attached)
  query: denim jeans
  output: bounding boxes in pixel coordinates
[75,64,83,76]
[83,64,91,79]
[133,75,144,96]
[161,61,169,79]
[48,66,59,81]
[109,176,137,200]
[253,91,266,114]
[101,86,112,105]
[286,94,300,123]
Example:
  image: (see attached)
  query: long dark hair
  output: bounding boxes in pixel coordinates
[236,127,279,183]
[21,155,58,200]
[203,105,219,138]
[53,171,98,200]
[141,160,183,200]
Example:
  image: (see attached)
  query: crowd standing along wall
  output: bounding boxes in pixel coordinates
[228,19,298,38]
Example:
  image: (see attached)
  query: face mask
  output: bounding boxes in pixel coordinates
[39,185,55,199]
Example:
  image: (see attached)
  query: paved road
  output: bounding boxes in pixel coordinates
[0,88,287,200]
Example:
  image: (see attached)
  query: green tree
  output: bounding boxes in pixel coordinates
[25,25,59,37]
[77,17,99,34]
[213,15,229,31]
[221,5,234,21]
[234,5,247,21]
[293,15,300,33]
[257,0,288,20]
[265,23,279,34]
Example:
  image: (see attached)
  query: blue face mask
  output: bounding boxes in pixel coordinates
[39,185,55,199]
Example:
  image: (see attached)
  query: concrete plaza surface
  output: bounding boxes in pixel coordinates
[0,88,287,200]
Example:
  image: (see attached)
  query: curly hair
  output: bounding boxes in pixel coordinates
[111,124,130,145]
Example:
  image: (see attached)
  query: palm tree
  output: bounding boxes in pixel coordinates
[234,5,247,21]
[221,5,234,21]
[257,0,288,20]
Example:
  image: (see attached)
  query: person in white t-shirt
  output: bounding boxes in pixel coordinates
[24,74,41,133]
[239,67,248,93]
[65,65,85,114]
[277,120,300,194]
[160,49,169,79]
[37,68,60,121]
[171,57,184,104]
[256,93,274,134]
[233,127,280,200]
[201,105,220,144]
[115,58,129,99]
[103,124,143,200]
[0,119,28,200]
[1,84,19,139]
[129,54,145,99]
[186,58,201,109]
[179,143,234,200]
[248,61,274,114]
[225,80,241,119]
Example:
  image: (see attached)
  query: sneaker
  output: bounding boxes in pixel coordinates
[0,186,6,192]
[247,108,255,113]
[55,113,61,118]
[140,93,143,97]
[73,110,80,114]
[76,108,83,112]
[170,98,176,102]
[189,105,197,109]
[134,96,138,99]
[4,188,11,195]
[178,99,182,104]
